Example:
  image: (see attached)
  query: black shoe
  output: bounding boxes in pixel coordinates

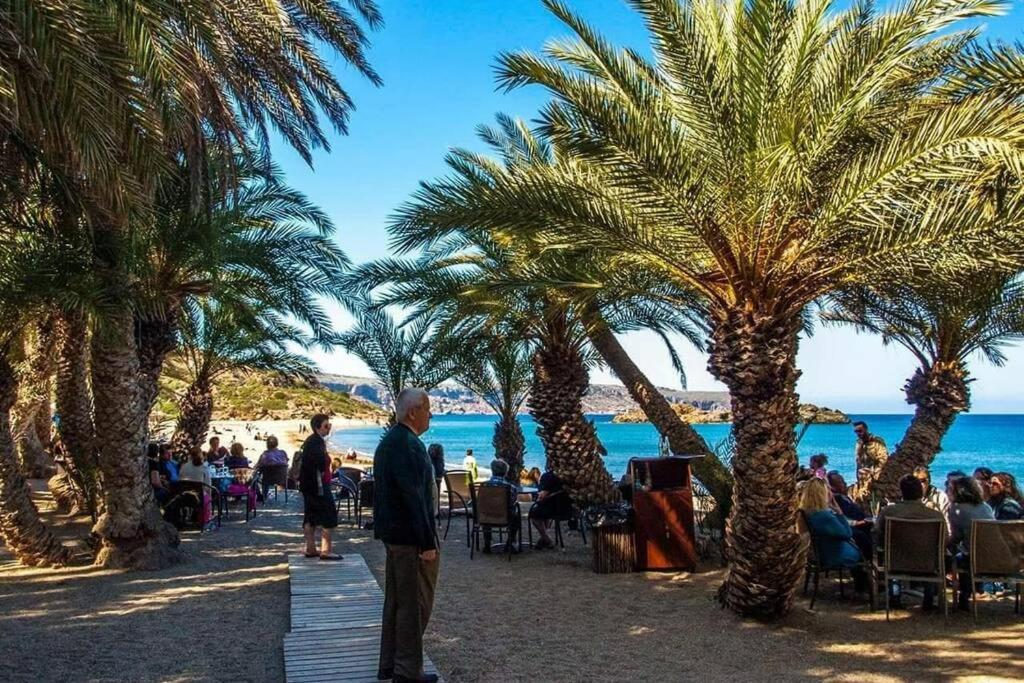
[377,669,393,680]
[393,675,438,683]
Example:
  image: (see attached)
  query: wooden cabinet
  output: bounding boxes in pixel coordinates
[629,457,699,571]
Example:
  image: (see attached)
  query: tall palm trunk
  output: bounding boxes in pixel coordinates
[91,308,180,569]
[54,311,99,515]
[137,309,180,414]
[492,411,525,479]
[708,308,805,619]
[170,376,214,455]
[870,361,970,502]
[585,313,733,518]
[0,354,70,567]
[529,316,617,506]
[12,317,58,477]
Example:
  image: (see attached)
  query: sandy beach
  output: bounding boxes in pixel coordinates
[153,418,382,466]
[2,481,1023,682]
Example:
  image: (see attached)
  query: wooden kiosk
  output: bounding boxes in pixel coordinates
[629,455,701,571]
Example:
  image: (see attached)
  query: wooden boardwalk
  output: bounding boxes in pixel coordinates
[284,554,442,682]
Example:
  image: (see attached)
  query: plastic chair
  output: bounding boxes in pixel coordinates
[472,483,521,562]
[883,517,948,622]
[969,519,1024,621]
[800,510,875,610]
[443,470,474,547]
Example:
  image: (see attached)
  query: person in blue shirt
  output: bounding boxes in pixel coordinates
[798,477,867,591]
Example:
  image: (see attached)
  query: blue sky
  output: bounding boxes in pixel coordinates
[272,0,1024,413]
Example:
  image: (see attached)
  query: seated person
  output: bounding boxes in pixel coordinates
[180,446,212,486]
[798,478,867,591]
[989,472,1024,520]
[947,475,994,610]
[224,442,250,469]
[874,474,946,609]
[205,436,224,465]
[973,467,994,501]
[809,454,828,479]
[255,435,289,469]
[914,465,949,516]
[149,444,176,505]
[159,443,179,483]
[481,459,521,553]
[528,463,572,550]
[826,471,871,559]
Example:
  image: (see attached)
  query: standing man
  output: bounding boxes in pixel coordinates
[299,414,341,560]
[374,388,439,683]
[851,420,888,505]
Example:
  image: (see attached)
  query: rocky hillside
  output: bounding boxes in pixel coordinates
[612,402,850,425]
[154,370,386,425]
[319,373,731,415]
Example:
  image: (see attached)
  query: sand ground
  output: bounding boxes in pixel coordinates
[1,485,1023,683]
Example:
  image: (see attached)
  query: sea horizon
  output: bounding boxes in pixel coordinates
[330,412,1024,482]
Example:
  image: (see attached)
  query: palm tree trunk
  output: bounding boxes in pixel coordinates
[170,377,214,456]
[0,353,70,567]
[12,316,58,477]
[90,308,180,569]
[870,361,969,502]
[54,310,99,515]
[529,316,617,506]
[585,313,733,518]
[708,307,805,619]
[492,410,526,479]
[136,309,179,414]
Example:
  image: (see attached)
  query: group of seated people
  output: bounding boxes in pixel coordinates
[146,434,292,524]
[798,458,1023,610]
[476,458,573,553]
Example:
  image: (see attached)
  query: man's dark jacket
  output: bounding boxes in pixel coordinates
[298,432,328,497]
[373,423,437,551]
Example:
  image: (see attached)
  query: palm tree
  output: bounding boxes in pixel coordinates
[825,272,1024,501]
[389,114,734,510]
[0,227,82,566]
[338,303,457,422]
[135,148,349,414]
[453,334,533,479]
[397,0,1024,617]
[1,0,382,570]
[168,303,318,454]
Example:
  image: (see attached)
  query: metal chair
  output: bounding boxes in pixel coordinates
[969,519,1024,621]
[258,464,289,503]
[340,466,364,485]
[883,517,948,622]
[332,474,358,524]
[800,510,875,610]
[224,469,259,522]
[168,480,222,531]
[356,478,374,528]
[471,483,521,562]
[526,489,585,548]
[443,470,474,547]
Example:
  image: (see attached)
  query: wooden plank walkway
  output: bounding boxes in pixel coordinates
[284,554,442,683]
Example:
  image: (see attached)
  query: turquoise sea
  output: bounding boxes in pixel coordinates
[330,413,1024,481]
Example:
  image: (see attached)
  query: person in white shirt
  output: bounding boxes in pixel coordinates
[180,446,212,487]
